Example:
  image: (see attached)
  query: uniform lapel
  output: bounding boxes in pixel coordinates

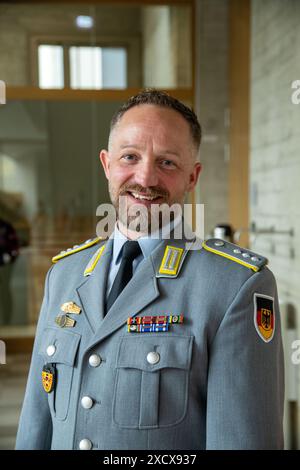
[76,238,113,333]
[86,253,160,350]
[84,223,198,350]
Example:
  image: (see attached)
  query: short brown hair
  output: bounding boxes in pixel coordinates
[110,89,201,153]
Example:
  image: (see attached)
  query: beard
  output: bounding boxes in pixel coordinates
[108,182,183,235]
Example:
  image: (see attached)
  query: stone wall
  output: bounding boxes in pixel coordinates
[251,0,300,448]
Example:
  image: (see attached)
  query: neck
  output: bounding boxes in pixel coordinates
[117,221,144,240]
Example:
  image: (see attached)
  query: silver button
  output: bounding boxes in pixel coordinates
[81,396,94,409]
[79,438,92,450]
[242,253,250,258]
[46,345,56,357]
[251,256,259,262]
[89,354,101,367]
[214,241,225,247]
[233,248,242,254]
[147,351,160,365]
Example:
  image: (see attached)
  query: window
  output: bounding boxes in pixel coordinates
[38,45,64,89]
[37,44,127,90]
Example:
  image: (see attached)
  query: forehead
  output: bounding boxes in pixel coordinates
[112,104,192,145]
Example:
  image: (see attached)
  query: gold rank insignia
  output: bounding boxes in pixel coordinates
[42,364,55,393]
[61,301,81,314]
[55,314,76,328]
[159,245,184,276]
[254,293,275,343]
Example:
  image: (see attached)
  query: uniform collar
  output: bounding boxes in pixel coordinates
[111,215,183,264]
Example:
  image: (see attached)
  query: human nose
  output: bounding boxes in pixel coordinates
[134,158,159,188]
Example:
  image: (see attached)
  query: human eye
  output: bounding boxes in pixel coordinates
[121,154,138,163]
[159,159,177,169]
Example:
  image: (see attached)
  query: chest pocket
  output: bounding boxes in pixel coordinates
[39,327,81,421]
[113,334,193,429]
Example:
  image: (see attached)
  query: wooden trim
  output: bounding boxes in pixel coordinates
[4,337,34,355]
[228,0,250,247]
[63,44,71,89]
[191,0,196,97]
[6,86,193,102]
[10,0,192,4]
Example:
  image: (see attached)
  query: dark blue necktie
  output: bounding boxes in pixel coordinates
[106,241,142,313]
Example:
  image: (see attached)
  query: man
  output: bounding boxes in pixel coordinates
[16,90,284,450]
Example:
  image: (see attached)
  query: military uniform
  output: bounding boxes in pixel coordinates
[16,232,284,450]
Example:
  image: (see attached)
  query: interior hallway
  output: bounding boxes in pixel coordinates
[0,354,30,450]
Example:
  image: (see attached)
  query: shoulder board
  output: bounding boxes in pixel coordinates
[202,238,268,272]
[52,237,103,264]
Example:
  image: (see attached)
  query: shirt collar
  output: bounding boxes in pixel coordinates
[110,214,183,265]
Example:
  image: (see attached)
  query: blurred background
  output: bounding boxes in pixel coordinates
[0,0,299,450]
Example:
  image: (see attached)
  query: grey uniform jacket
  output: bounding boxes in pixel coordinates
[15,234,284,450]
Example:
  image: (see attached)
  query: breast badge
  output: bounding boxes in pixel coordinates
[254,293,275,343]
[55,314,76,328]
[61,301,81,314]
[42,364,56,393]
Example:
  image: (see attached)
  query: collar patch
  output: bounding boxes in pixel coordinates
[84,244,106,276]
[158,245,184,277]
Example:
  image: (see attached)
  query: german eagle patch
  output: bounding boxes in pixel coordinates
[254,293,275,343]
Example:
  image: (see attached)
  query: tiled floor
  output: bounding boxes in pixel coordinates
[0,354,30,450]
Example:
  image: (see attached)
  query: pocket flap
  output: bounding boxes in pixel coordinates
[38,327,81,366]
[116,335,193,372]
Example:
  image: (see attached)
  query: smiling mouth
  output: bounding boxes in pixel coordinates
[126,191,164,202]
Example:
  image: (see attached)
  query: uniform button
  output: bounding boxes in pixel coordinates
[147,351,160,365]
[242,253,250,258]
[251,256,259,262]
[214,241,225,247]
[46,345,56,357]
[79,438,92,450]
[233,248,242,254]
[81,396,94,409]
[89,354,102,367]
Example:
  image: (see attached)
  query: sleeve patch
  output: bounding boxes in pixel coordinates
[254,293,275,343]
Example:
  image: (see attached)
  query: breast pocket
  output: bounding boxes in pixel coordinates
[113,334,193,429]
[38,327,81,421]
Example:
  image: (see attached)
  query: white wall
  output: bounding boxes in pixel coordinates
[195,0,230,237]
[251,0,300,449]
[142,5,192,88]
[142,6,176,88]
